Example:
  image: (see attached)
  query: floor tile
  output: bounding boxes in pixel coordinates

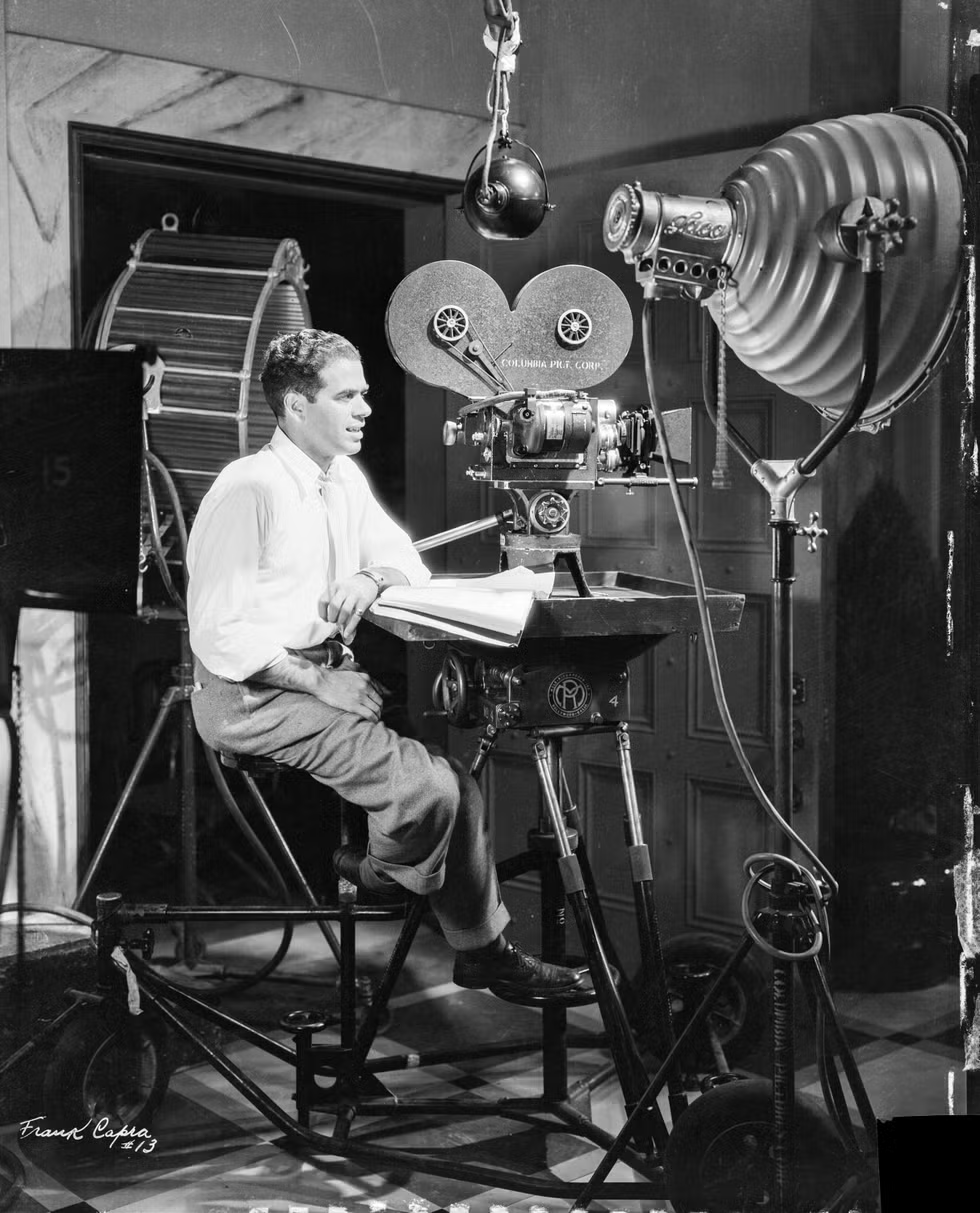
[1,924,964,1213]
[830,979,958,1037]
[798,1039,959,1119]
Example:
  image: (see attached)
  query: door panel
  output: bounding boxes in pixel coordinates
[687,776,768,931]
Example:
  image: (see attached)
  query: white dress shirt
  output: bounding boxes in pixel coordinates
[186,426,430,680]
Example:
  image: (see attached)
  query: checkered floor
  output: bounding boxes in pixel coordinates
[0,920,965,1213]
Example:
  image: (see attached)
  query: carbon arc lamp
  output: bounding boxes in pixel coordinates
[603,106,966,432]
[593,107,969,1213]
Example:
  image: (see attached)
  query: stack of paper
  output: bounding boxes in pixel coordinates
[368,566,554,646]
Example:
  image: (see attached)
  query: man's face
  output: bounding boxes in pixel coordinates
[294,357,371,464]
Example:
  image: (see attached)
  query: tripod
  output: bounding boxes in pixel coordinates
[76,441,343,979]
[472,718,690,1143]
[73,612,342,978]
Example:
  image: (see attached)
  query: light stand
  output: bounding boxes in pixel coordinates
[575,185,908,1213]
[704,233,885,1209]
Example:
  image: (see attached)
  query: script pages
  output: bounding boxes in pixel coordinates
[368,566,555,646]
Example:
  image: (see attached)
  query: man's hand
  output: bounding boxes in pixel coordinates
[323,573,380,642]
[314,667,384,722]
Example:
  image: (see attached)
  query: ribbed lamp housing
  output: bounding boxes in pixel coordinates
[705,110,966,428]
[96,229,310,514]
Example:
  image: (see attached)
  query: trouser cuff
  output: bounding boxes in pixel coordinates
[439,901,511,951]
[366,854,447,896]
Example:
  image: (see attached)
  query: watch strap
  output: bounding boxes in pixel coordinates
[357,568,386,595]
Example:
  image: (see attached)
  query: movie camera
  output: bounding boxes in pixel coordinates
[384,258,734,736]
[386,259,693,588]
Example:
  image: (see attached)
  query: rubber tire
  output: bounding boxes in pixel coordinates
[41,1005,172,1137]
[665,1077,849,1213]
[662,932,769,1067]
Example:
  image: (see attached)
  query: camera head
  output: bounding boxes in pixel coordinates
[385,260,690,559]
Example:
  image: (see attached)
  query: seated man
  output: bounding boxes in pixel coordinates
[186,327,583,998]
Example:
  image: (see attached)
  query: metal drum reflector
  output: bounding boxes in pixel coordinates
[95,227,311,515]
[706,108,966,427]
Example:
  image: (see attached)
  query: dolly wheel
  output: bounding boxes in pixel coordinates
[665,1077,850,1213]
[40,1006,171,1142]
[662,932,769,1067]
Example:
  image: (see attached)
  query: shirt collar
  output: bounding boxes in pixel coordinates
[269,426,335,493]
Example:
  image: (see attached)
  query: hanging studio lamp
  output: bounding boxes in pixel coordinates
[461,138,552,241]
[602,106,967,430]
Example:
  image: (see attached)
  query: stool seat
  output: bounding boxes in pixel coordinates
[219,751,288,777]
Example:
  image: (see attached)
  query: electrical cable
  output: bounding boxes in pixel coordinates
[639,297,839,899]
[141,446,188,613]
[740,853,830,961]
[0,903,92,925]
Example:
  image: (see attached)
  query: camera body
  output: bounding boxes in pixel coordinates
[437,646,631,731]
[445,394,660,490]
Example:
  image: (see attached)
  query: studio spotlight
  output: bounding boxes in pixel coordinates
[462,140,551,241]
[600,110,969,1213]
[603,106,966,430]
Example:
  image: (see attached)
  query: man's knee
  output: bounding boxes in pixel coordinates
[446,756,487,823]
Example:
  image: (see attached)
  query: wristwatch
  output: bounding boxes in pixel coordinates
[356,568,387,597]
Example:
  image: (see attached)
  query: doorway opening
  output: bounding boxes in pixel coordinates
[70,124,456,902]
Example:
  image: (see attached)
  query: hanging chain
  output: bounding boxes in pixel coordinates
[712,267,732,490]
[481,7,521,194]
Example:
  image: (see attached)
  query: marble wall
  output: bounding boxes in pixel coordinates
[2,33,484,905]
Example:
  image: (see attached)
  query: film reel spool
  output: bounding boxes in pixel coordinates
[385,260,514,397]
[385,260,634,397]
[508,264,635,390]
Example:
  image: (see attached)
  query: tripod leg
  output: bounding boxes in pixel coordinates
[178,695,201,964]
[802,955,878,1144]
[531,738,667,1150]
[74,689,180,909]
[555,767,652,1054]
[562,549,593,598]
[539,817,570,1102]
[615,724,688,1126]
[574,932,756,1210]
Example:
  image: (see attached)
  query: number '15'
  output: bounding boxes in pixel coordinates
[43,455,71,489]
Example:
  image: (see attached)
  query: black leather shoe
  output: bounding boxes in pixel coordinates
[332,845,403,901]
[452,939,585,996]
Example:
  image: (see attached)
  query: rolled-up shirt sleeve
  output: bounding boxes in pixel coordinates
[186,480,287,680]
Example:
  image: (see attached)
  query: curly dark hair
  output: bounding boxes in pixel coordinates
[259,329,361,418]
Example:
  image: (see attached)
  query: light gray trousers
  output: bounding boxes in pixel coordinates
[191,661,509,950]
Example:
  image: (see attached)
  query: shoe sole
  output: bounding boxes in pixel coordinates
[453,973,584,993]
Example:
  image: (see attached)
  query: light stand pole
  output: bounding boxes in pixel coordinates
[576,209,897,1213]
[700,227,886,1213]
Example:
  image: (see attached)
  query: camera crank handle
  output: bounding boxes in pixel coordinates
[414,509,514,552]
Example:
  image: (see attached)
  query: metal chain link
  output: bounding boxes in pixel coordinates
[481,8,520,193]
[712,267,732,490]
